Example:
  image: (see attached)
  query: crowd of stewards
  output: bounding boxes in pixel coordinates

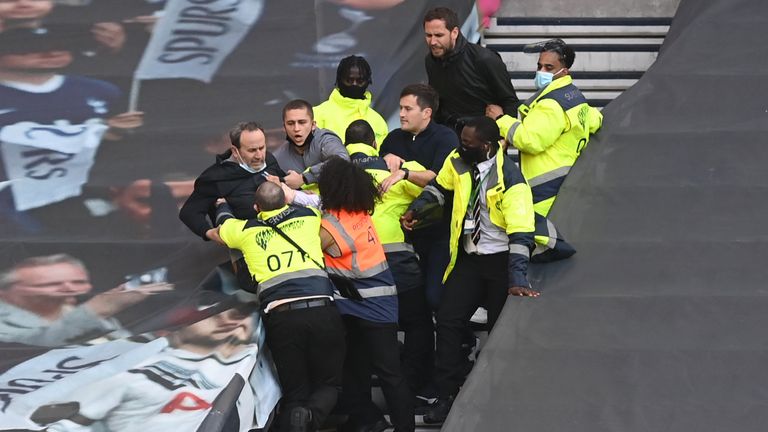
[178,6,602,432]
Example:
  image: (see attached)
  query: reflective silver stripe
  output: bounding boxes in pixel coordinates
[216,210,234,224]
[358,285,397,298]
[527,166,571,187]
[531,244,548,257]
[383,242,415,253]
[259,268,328,290]
[322,213,361,270]
[326,261,390,279]
[332,284,398,299]
[486,159,499,189]
[546,218,559,239]
[534,218,558,249]
[506,121,522,143]
[508,243,530,258]
[424,185,445,205]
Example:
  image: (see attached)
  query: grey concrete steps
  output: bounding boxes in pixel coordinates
[483,16,673,107]
[488,16,671,36]
[498,49,659,72]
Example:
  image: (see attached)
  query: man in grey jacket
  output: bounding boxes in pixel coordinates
[273,99,349,189]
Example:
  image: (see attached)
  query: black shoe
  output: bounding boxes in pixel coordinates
[363,418,391,432]
[422,396,454,424]
[288,406,312,432]
[414,394,437,416]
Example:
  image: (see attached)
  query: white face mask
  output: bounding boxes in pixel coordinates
[233,149,259,173]
[534,68,564,90]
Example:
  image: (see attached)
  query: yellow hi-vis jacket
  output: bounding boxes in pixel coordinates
[346,143,425,250]
[497,75,603,216]
[219,204,332,304]
[314,88,390,145]
[408,147,535,286]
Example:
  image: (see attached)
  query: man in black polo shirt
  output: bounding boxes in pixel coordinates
[380,83,457,312]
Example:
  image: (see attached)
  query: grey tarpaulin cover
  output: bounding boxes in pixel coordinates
[444,0,768,431]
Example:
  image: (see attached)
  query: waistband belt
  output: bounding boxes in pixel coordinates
[270,298,332,313]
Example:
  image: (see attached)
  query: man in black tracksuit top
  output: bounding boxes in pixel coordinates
[179,122,285,241]
[424,7,521,132]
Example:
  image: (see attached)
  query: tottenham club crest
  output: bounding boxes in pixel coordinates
[86,98,108,115]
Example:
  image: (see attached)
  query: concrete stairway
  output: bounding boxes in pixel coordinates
[483,17,673,107]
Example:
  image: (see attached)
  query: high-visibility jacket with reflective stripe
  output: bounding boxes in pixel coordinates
[322,209,398,323]
[497,75,602,216]
[346,143,425,247]
[408,147,535,286]
[219,204,333,305]
[347,143,424,294]
[314,88,390,145]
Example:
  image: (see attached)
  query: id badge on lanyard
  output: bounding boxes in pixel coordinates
[463,169,490,235]
[463,216,476,234]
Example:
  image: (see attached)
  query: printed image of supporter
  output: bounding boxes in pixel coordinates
[40,304,280,432]
[0,0,54,31]
[0,0,161,59]
[0,27,143,232]
[0,254,172,347]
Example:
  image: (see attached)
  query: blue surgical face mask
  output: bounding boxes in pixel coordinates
[534,68,564,90]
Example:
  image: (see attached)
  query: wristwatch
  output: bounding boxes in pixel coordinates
[401,167,410,180]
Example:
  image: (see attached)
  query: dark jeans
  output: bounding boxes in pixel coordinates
[434,251,509,398]
[411,229,451,311]
[342,316,415,432]
[263,303,346,431]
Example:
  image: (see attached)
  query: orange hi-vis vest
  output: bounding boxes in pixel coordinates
[321,209,398,323]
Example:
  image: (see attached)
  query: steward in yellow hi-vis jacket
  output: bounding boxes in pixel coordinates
[346,143,425,248]
[314,55,389,145]
[494,39,603,218]
[404,119,536,287]
[212,182,344,431]
[217,202,333,306]
[402,117,542,418]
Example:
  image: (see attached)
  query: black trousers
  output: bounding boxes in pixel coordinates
[263,303,346,431]
[386,251,435,393]
[397,287,434,393]
[434,251,509,398]
[342,315,415,432]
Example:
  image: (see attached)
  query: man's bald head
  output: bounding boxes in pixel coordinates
[255,182,285,211]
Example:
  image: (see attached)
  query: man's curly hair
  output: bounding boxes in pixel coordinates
[318,157,380,214]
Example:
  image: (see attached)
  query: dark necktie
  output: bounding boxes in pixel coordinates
[469,167,482,245]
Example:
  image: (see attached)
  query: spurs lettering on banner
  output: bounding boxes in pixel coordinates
[0,120,109,211]
[135,0,265,83]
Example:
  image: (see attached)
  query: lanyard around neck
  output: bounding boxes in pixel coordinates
[467,167,493,210]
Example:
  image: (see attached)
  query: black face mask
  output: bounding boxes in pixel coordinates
[338,83,367,99]
[457,145,488,165]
